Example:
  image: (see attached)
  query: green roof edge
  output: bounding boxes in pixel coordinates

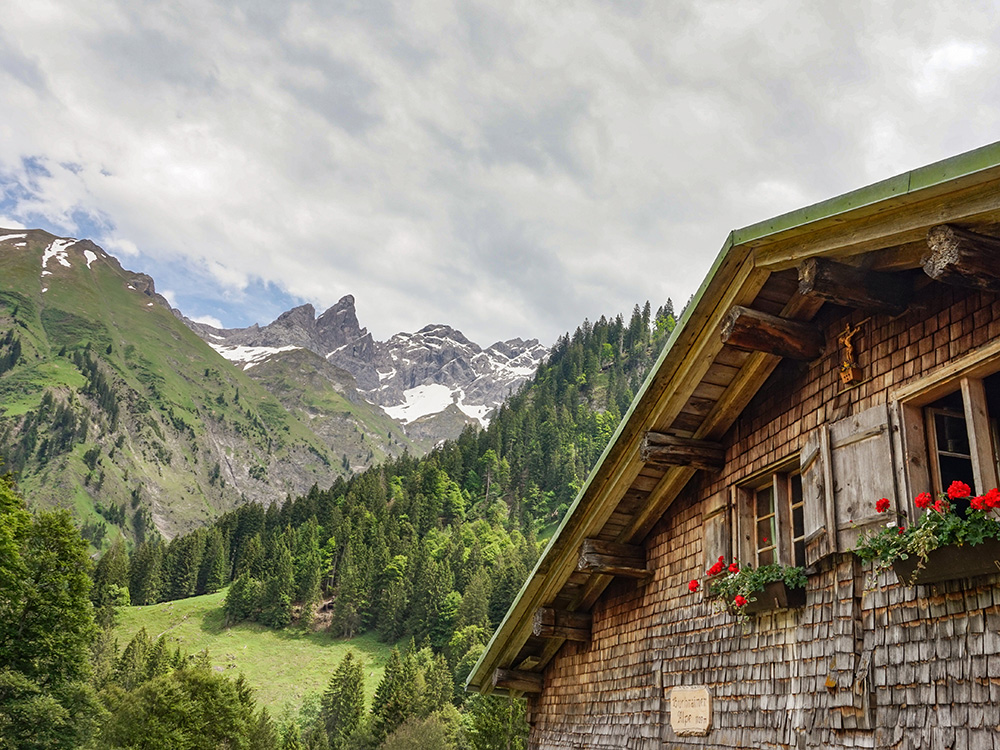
[732,140,1000,245]
[466,138,1000,691]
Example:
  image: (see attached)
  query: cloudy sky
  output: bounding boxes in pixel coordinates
[1,1,998,346]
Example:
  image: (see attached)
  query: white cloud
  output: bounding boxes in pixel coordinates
[190,313,224,328]
[0,1,999,346]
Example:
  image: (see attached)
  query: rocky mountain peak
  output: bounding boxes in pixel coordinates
[185,295,549,444]
[316,295,367,351]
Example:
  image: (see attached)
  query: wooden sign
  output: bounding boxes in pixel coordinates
[669,686,711,736]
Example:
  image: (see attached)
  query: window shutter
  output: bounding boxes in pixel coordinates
[702,491,730,570]
[800,426,834,565]
[828,403,898,552]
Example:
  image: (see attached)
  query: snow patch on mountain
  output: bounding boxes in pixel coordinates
[42,238,77,270]
[382,384,459,424]
[0,233,27,243]
[84,249,98,268]
[211,343,301,370]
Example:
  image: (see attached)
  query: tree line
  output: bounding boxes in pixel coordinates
[1,298,680,748]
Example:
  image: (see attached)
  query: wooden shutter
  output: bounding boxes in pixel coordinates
[801,404,899,560]
[702,491,730,570]
[828,404,898,552]
[800,426,834,565]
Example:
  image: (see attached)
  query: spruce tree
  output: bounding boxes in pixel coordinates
[197,527,228,595]
[259,543,295,628]
[129,538,164,605]
[320,651,365,750]
[370,647,418,743]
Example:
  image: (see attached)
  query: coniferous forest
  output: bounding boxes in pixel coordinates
[0,301,679,749]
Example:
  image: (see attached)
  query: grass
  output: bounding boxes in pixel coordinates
[115,590,393,717]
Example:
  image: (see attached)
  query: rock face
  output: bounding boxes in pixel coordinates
[187,296,548,443]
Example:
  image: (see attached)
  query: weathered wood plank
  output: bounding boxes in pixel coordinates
[492,668,543,694]
[925,224,1000,292]
[532,607,592,642]
[720,305,824,361]
[640,431,725,471]
[798,257,911,314]
[577,538,648,578]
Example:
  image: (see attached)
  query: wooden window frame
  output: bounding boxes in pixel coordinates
[892,339,1000,516]
[735,462,806,569]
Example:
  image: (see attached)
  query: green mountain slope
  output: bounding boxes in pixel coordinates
[0,229,400,541]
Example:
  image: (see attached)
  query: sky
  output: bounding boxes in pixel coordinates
[1,1,999,347]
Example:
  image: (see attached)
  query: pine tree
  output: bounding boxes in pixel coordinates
[129,538,164,605]
[225,572,263,624]
[457,569,492,630]
[197,526,228,595]
[330,543,364,638]
[320,651,365,750]
[259,543,295,628]
[92,537,130,626]
[370,647,418,743]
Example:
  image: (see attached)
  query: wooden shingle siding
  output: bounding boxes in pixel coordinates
[527,284,1000,749]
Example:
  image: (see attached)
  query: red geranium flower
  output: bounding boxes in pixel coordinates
[875,498,890,513]
[733,595,748,607]
[897,527,905,535]
[947,480,972,500]
[688,579,700,593]
[971,495,988,511]
[915,492,932,509]
[932,498,950,514]
[728,562,739,574]
[985,488,1000,509]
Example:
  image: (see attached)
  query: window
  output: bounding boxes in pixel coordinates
[895,346,1000,509]
[739,468,806,569]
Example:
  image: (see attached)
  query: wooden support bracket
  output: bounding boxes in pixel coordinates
[640,431,724,471]
[577,539,649,579]
[492,668,543,694]
[925,224,1000,293]
[798,257,911,314]
[720,305,824,361]
[532,607,592,642]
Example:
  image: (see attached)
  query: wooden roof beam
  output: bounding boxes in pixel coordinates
[640,431,724,471]
[797,257,911,314]
[492,668,543,694]
[577,539,648,579]
[924,224,1000,293]
[532,607,592,643]
[720,305,824,361]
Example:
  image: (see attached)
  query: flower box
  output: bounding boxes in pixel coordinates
[741,580,806,614]
[891,539,1000,585]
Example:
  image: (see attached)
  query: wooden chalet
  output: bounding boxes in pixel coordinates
[466,141,1000,749]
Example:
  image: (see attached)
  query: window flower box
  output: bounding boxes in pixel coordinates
[687,558,807,625]
[741,579,807,614]
[891,539,1000,585]
[854,482,1000,587]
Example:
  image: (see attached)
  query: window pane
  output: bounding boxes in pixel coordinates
[935,412,971,456]
[794,540,805,568]
[939,454,976,495]
[756,516,775,549]
[792,504,804,539]
[756,486,774,517]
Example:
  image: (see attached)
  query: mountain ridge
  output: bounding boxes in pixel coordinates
[188,294,548,443]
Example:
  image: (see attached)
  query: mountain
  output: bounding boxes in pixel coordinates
[0,229,412,541]
[187,297,548,445]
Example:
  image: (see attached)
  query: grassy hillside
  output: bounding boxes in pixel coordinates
[115,589,393,716]
[0,230,412,543]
